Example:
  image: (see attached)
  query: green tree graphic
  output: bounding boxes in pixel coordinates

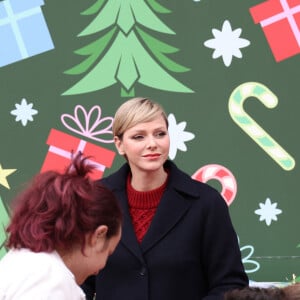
[0,196,10,259]
[63,0,193,97]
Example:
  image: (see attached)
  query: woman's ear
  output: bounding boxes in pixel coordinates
[90,225,108,251]
[114,136,124,155]
[83,225,108,256]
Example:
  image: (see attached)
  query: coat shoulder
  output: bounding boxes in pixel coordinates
[167,161,221,198]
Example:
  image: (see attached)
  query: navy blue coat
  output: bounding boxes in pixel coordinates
[82,161,248,300]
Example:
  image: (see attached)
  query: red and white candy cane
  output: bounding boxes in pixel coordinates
[192,164,237,206]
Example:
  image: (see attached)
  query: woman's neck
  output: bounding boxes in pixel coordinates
[130,168,168,191]
[57,248,86,285]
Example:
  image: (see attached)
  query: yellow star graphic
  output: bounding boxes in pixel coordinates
[0,164,16,189]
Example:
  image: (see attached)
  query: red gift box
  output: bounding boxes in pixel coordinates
[250,0,300,62]
[41,128,115,180]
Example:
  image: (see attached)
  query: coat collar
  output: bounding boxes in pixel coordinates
[103,160,202,198]
[101,161,201,261]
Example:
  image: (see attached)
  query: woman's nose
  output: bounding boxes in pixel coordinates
[146,136,157,148]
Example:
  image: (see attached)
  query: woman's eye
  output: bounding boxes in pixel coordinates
[132,135,144,140]
[156,131,167,137]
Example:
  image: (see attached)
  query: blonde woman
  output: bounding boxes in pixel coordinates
[82,98,248,300]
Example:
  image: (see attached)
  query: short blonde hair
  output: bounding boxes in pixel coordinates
[113,97,168,138]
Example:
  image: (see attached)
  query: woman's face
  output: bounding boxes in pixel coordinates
[115,115,170,175]
[94,229,121,272]
[63,226,121,285]
[86,227,121,280]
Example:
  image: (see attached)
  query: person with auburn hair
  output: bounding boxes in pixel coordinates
[224,286,287,300]
[282,283,300,300]
[0,152,122,300]
[82,97,248,300]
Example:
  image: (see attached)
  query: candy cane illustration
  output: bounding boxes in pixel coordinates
[192,164,237,206]
[228,82,295,171]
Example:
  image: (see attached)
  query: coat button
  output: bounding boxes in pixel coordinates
[139,267,147,276]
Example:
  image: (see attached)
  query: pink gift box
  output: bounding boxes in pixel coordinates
[250,0,300,62]
[41,128,115,180]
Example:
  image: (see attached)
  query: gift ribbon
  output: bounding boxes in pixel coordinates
[261,0,300,47]
[49,140,105,172]
[0,1,42,58]
[61,105,114,144]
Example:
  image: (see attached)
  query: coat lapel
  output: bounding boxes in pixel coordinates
[116,189,146,264]
[101,164,146,264]
[140,188,191,253]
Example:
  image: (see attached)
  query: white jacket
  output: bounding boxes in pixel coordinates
[0,249,86,300]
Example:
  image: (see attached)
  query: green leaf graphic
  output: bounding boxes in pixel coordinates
[65,28,116,74]
[0,196,10,260]
[147,0,172,13]
[81,0,106,15]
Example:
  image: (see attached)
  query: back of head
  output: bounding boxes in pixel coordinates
[224,286,287,300]
[282,283,300,300]
[6,152,122,253]
[112,97,168,138]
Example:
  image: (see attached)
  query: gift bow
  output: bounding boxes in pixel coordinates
[61,105,114,143]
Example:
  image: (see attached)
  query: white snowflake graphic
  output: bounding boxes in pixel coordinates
[204,20,250,67]
[168,113,195,160]
[10,98,38,126]
[254,198,282,226]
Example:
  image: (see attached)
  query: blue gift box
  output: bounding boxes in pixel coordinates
[0,0,54,67]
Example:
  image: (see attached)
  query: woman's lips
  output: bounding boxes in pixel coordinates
[143,154,160,157]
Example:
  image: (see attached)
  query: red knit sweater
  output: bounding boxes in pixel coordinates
[127,175,168,243]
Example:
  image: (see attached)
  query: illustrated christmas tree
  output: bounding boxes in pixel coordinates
[63,0,193,97]
[0,196,10,259]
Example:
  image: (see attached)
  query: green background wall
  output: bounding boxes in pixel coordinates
[1,0,299,283]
